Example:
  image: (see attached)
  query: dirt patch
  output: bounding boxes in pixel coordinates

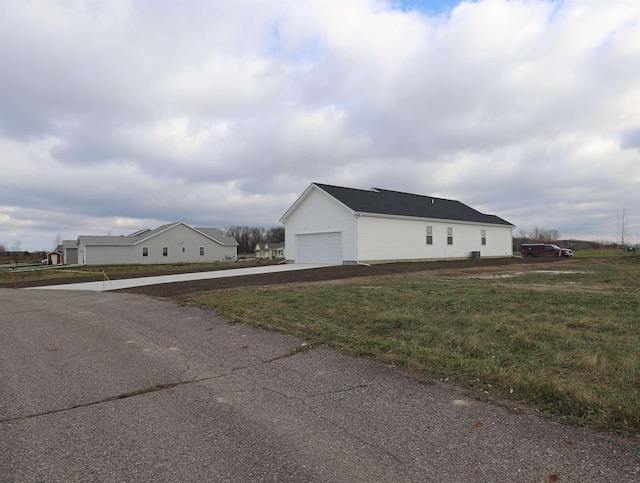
[121,257,576,300]
[3,257,584,298]
[485,282,624,293]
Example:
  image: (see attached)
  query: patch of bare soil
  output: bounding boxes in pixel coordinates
[486,282,623,293]
[3,257,587,298]
[121,257,577,300]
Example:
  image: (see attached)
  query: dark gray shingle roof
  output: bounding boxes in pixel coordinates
[314,183,513,226]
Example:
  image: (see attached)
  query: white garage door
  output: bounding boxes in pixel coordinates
[296,232,342,264]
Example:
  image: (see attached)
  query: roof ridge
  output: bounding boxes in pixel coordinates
[316,183,451,202]
[371,187,453,201]
[314,182,370,192]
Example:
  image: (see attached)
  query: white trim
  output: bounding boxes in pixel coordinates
[356,212,513,228]
[280,183,356,223]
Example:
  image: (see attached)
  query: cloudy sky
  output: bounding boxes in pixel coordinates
[1,0,639,252]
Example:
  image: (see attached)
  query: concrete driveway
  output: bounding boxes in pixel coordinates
[26,263,333,291]
[1,288,638,482]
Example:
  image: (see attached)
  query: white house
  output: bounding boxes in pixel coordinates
[255,242,285,260]
[75,222,238,266]
[280,183,514,264]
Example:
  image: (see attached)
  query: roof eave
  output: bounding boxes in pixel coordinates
[357,212,514,227]
[281,183,357,223]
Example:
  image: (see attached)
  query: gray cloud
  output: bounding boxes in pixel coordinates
[621,128,640,150]
[1,0,640,251]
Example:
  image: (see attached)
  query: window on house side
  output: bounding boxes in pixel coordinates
[426,226,433,245]
[142,246,148,257]
[447,227,453,245]
[162,246,168,256]
[199,246,205,256]
[181,246,186,253]
[481,229,487,246]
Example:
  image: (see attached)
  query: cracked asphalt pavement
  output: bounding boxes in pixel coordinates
[1,289,639,482]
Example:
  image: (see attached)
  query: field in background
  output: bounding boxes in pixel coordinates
[187,251,640,435]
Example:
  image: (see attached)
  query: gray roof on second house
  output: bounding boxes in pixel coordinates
[195,227,239,246]
[314,183,513,226]
[77,235,136,246]
[78,222,238,246]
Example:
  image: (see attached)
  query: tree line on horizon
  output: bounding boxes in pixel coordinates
[513,225,635,251]
[223,226,285,254]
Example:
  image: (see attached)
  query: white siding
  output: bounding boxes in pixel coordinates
[283,188,356,263]
[357,215,513,262]
[80,225,237,265]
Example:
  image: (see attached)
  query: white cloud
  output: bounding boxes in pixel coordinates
[1,0,640,251]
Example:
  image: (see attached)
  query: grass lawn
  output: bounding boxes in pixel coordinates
[186,252,640,435]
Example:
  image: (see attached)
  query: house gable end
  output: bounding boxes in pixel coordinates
[280,183,356,223]
[133,222,183,245]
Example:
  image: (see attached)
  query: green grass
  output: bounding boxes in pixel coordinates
[187,255,640,435]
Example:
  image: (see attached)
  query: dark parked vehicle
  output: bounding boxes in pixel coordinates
[521,244,573,258]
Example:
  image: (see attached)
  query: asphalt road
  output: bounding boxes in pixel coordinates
[1,288,638,482]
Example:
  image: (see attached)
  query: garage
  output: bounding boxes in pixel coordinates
[296,232,342,264]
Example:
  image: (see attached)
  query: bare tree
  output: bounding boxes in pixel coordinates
[545,229,561,243]
[52,234,63,251]
[225,226,284,253]
[530,226,544,242]
[616,207,630,248]
[516,228,528,240]
[528,226,561,243]
[248,227,266,251]
[266,226,285,243]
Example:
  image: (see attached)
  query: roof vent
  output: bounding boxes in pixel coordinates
[431,199,435,204]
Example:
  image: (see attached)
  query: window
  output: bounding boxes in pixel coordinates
[426,226,433,245]
[181,246,186,253]
[447,227,453,245]
[142,246,149,257]
[481,229,486,246]
[162,246,168,257]
[199,246,205,256]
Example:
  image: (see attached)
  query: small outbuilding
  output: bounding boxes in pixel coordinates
[280,183,514,264]
[46,250,64,265]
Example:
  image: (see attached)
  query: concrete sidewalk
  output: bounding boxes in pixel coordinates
[26,263,333,291]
